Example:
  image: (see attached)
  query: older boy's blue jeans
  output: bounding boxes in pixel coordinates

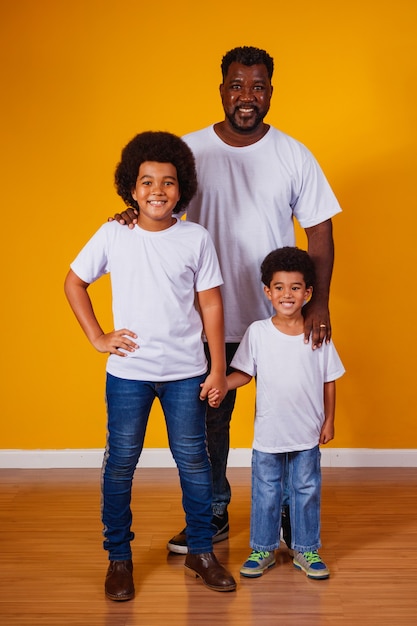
[102,372,213,560]
[250,446,322,553]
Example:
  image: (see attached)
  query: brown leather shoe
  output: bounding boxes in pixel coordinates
[105,560,135,601]
[185,552,236,591]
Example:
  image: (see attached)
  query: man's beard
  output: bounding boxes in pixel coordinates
[226,107,266,133]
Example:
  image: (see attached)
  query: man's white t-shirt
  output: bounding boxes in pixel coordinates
[70,218,223,381]
[230,318,345,453]
[183,125,342,342]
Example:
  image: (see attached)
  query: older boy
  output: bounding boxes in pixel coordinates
[64,132,236,600]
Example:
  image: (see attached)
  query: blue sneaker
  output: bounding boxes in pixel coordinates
[240,550,276,578]
[293,551,330,579]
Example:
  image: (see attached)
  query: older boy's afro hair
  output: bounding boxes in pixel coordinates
[114,131,198,213]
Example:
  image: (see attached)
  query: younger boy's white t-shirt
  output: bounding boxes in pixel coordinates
[70,218,223,382]
[230,318,345,453]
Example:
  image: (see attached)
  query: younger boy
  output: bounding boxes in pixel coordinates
[64,131,236,600]
[208,247,345,579]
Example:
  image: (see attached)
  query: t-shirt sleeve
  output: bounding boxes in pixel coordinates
[291,145,342,229]
[230,325,257,377]
[194,229,224,292]
[70,224,110,284]
[323,341,345,382]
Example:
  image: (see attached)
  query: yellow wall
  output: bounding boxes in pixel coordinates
[1,0,416,450]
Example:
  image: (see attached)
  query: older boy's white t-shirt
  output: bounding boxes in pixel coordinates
[230,318,345,453]
[70,218,223,381]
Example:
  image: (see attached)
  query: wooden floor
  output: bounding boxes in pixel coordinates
[1,467,417,626]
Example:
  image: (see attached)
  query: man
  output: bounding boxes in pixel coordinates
[113,46,341,556]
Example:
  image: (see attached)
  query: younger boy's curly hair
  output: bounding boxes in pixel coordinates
[261,247,316,288]
[114,131,197,213]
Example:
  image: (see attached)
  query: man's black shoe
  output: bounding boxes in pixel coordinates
[167,511,229,554]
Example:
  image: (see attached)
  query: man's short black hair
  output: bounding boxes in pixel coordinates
[114,131,197,213]
[221,46,274,81]
[261,247,316,288]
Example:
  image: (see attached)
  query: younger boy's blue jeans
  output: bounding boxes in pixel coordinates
[250,446,322,553]
[102,372,213,560]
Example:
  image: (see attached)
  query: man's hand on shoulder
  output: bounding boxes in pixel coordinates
[108,207,138,229]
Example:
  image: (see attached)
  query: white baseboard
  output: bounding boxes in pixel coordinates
[1,448,417,469]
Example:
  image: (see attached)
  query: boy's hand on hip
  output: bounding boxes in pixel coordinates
[92,329,138,356]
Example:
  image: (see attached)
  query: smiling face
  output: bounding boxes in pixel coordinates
[264,271,313,320]
[220,62,273,134]
[131,161,181,231]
